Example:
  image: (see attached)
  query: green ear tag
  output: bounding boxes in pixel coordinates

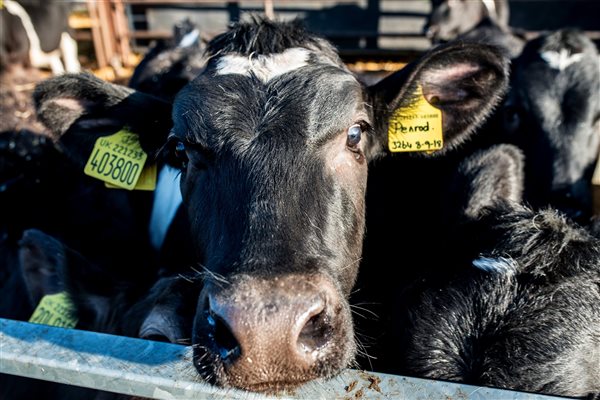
[84,128,148,190]
[388,85,443,153]
[29,292,78,328]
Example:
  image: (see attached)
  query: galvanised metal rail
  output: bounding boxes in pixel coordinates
[0,318,571,400]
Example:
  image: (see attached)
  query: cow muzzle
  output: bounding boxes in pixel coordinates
[192,273,355,392]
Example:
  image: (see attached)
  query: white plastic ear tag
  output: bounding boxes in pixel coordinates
[84,128,149,190]
[388,85,443,153]
[29,292,78,328]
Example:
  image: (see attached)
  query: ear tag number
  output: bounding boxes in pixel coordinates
[84,128,148,190]
[388,85,443,153]
[105,163,157,191]
[29,292,78,328]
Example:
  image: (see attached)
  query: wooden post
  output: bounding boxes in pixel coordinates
[264,0,275,19]
[111,0,133,68]
[86,0,107,68]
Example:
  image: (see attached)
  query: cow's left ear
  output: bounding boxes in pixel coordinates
[33,73,173,167]
[368,41,509,157]
[18,229,66,307]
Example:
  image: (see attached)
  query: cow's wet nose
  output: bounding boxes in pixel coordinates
[207,280,334,367]
[196,273,352,390]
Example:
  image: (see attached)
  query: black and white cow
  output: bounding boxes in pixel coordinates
[495,29,600,223]
[33,18,509,392]
[0,0,80,74]
[401,144,600,398]
[129,18,206,102]
[424,0,510,44]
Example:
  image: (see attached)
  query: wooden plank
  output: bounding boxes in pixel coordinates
[86,0,107,68]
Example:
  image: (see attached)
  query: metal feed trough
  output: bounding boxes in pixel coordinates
[0,318,570,400]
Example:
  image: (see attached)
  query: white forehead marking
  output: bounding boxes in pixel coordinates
[481,0,497,17]
[540,48,584,71]
[215,47,311,82]
[472,257,518,275]
[178,29,200,48]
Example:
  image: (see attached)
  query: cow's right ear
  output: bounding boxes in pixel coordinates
[368,41,509,158]
[33,73,173,167]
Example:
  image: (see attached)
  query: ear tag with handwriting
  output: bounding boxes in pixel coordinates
[84,128,148,190]
[388,85,443,153]
[29,292,78,328]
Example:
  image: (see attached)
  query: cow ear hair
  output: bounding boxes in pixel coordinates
[138,305,186,343]
[368,42,509,158]
[18,229,66,307]
[450,144,524,220]
[33,73,173,164]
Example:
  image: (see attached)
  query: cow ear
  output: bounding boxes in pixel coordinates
[123,276,199,343]
[368,42,509,157]
[18,229,66,307]
[450,144,524,220]
[33,73,173,167]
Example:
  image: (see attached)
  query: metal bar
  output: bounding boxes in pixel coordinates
[0,318,568,400]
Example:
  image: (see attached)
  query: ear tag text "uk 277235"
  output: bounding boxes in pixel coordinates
[388,85,443,153]
[84,128,150,190]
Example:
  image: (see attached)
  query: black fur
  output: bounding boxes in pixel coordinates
[400,146,600,398]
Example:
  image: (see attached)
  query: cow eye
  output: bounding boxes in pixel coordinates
[346,124,362,148]
[167,139,188,170]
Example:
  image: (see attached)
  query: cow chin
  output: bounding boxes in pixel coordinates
[191,274,356,393]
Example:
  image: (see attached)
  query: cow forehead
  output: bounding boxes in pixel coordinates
[215,47,315,83]
[175,54,363,145]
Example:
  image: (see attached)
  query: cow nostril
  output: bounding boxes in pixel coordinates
[212,314,240,361]
[297,309,332,354]
[143,333,171,343]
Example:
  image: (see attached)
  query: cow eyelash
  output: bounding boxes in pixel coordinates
[346,121,370,150]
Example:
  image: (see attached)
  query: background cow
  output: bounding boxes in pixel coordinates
[424,0,510,44]
[494,29,600,224]
[0,0,80,74]
[128,18,206,102]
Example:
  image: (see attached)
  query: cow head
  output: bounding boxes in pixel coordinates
[499,29,600,221]
[34,18,508,392]
[424,0,509,43]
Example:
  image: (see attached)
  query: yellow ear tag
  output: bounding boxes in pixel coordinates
[105,163,157,191]
[29,292,78,328]
[388,85,443,153]
[84,128,148,190]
